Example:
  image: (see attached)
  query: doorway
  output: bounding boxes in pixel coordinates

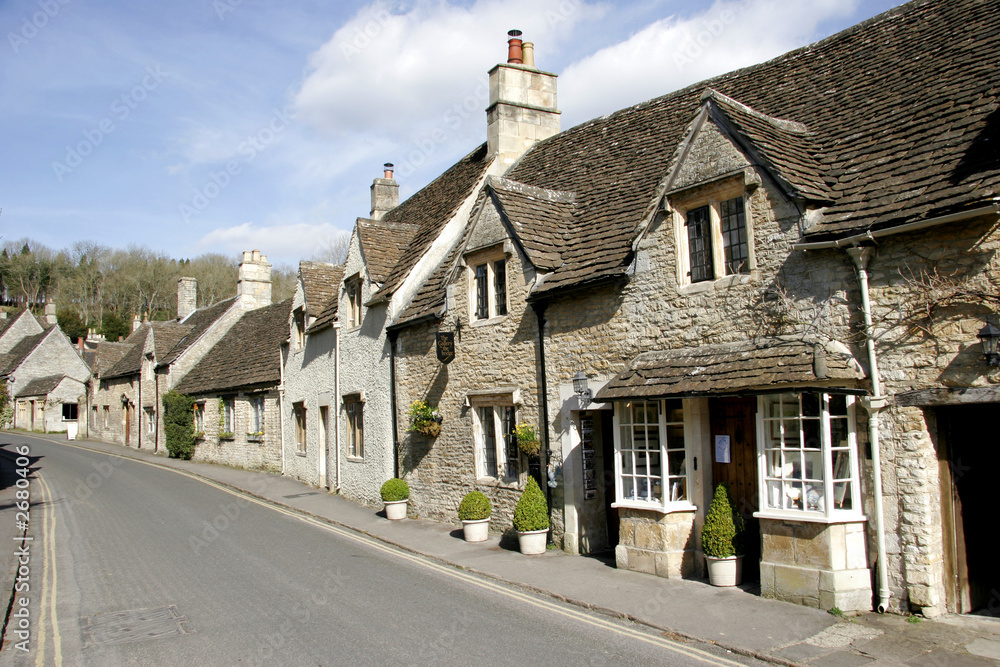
[709,396,761,581]
[937,404,1000,614]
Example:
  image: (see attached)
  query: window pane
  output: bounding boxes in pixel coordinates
[480,407,497,477]
[805,482,825,511]
[622,476,635,500]
[831,416,849,448]
[686,205,713,282]
[829,394,848,417]
[494,260,507,316]
[475,264,489,319]
[802,392,820,417]
[503,406,518,478]
[803,419,821,449]
[720,196,748,275]
[834,482,852,510]
[664,399,683,423]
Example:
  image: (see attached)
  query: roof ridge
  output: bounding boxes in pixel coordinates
[487,176,577,203]
[702,89,809,134]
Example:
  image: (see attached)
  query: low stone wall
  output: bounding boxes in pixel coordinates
[615,508,697,579]
[760,518,871,611]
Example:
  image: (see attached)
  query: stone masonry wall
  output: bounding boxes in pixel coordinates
[396,209,547,535]
[192,392,281,472]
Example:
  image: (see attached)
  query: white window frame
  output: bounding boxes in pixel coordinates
[612,398,695,513]
[145,407,155,435]
[345,276,363,330]
[249,396,265,434]
[467,251,508,324]
[345,394,363,460]
[103,405,110,429]
[193,402,205,434]
[671,183,754,287]
[754,392,864,523]
[293,309,306,349]
[471,401,519,482]
[222,397,235,434]
[294,401,307,454]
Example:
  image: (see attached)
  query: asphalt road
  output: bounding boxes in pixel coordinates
[0,434,759,666]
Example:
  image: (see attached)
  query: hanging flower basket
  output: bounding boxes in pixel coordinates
[407,400,443,437]
[515,422,541,456]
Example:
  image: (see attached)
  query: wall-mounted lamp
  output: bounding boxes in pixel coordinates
[977,316,1000,366]
[572,371,592,407]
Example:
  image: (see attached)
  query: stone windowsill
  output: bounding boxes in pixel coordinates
[345,456,365,463]
[612,501,698,515]
[754,510,867,525]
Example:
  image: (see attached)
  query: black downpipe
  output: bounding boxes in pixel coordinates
[531,301,552,517]
[388,330,400,479]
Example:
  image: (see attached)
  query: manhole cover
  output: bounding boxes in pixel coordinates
[81,605,192,647]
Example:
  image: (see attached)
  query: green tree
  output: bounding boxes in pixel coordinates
[163,391,196,459]
[56,308,88,342]
[101,312,131,342]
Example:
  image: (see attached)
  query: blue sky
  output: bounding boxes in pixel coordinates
[1,0,904,269]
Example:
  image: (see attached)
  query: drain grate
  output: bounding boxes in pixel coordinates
[81,605,192,647]
[283,491,320,499]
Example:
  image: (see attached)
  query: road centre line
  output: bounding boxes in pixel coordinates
[54,440,743,666]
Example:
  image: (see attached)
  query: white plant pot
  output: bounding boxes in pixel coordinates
[517,528,549,555]
[705,555,743,587]
[462,518,490,542]
[384,499,408,520]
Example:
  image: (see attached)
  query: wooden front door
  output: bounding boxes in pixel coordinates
[938,405,1000,614]
[124,404,131,445]
[709,396,760,580]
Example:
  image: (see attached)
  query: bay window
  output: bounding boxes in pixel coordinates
[613,399,691,510]
[758,392,862,520]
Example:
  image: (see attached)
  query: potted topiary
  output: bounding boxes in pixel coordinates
[458,490,492,542]
[380,478,410,520]
[701,484,745,586]
[512,477,549,554]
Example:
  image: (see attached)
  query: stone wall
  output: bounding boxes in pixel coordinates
[282,281,338,488]
[192,392,281,472]
[760,519,871,611]
[337,234,395,506]
[395,205,546,533]
[616,508,697,579]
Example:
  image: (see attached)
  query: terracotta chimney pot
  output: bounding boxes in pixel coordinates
[507,29,523,64]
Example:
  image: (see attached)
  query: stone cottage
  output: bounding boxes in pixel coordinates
[174,299,292,471]
[89,250,275,453]
[382,0,999,617]
[2,323,91,435]
[280,261,343,487]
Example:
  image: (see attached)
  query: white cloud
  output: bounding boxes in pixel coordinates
[293,0,602,143]
[559,0,860,124]
[194,222,348,264]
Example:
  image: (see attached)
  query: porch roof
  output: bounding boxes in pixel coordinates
[595,337,867,401]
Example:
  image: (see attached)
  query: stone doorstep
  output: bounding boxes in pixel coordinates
[763,562,873,612]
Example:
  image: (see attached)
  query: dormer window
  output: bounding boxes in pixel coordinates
[345,276,363,329]
[293,309,306,349]
[472,257,507,322]
[672,182,754,286]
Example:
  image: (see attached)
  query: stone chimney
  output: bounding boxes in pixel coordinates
[237,250,272,310]
[487,29,560,168]
[44,299,57,326]
[177,277,197,320]
[132,315,142,332]
[370,163,399,220]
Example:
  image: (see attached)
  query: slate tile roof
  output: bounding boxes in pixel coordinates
[370,143,493,304]
[496,0,1000,294]
[92,342,131,376]
[173,299,292,395]
[0,331,47,376]
[307,265,345,334]
[158,297,236,368]
[595,338,866,401]
[103,321,193,380]
[703,90,836,203]
[488,177,575,272]
[15,375,67,398]
[356,220,418,284]
[298,262,343,313]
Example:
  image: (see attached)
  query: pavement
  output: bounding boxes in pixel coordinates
[3,432,1000,666]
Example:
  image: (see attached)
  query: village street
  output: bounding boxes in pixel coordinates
[0,434,763,666]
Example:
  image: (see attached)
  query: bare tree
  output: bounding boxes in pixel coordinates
[311,231,352,265]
